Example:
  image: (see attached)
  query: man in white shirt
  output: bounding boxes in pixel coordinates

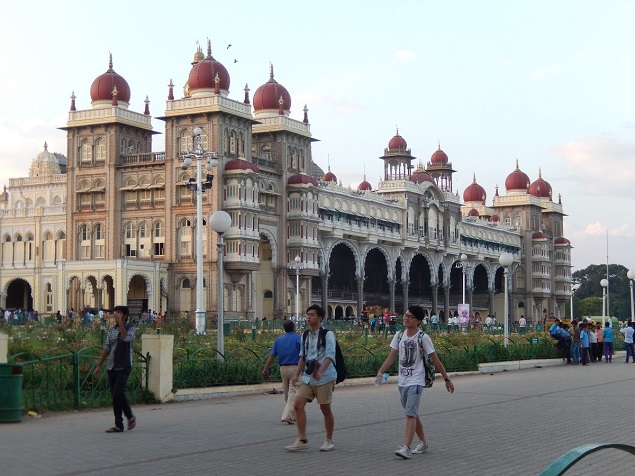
[519,315,527,333]
[620,322,635,363]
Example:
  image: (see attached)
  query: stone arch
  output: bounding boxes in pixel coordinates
[325,239,362,273]
[362,244,394,281]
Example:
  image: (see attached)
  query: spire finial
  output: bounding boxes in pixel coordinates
[244,83,250,104]
[144,95,150,115]
[269,63,274,80]
[44,141,48,151]
[207,38,212,57]
[108,52,113,71]
[303,104,309,124]
[515,158,519,170]
[472,173,476,183]
[438,140,441,150]
[396,125,399,135]
[70,91,76,112]
[538,167,542,179]
[168,79,174,101]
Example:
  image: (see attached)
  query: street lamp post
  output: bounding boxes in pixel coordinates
[210,211,232,361]
[181,126,217,335]
[627,270,635,322]
[460,253,467,305]
[600,278,608,327]
[294,256,301,320]
[499,253,514,348]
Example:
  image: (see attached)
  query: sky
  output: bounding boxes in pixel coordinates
[1,0,634,276]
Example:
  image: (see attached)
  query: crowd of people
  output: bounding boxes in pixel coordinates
[549,317,635,365]
[0,308,39,324]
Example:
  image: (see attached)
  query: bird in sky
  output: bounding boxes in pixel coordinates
[227,44,232,49]
[234,59,238,63]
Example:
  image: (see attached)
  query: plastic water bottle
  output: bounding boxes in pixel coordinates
[375,373,389,385]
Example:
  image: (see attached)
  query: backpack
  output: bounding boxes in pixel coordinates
[302,327,347,384]
[397,330,436,388]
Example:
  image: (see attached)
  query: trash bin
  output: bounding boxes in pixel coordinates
[0,364,23,423]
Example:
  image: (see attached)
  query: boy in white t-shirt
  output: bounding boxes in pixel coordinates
[376,305,455,459]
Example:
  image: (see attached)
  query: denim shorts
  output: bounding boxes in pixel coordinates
[399,385,423,417]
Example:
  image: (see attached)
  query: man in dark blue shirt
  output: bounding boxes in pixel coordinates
[263,319,301,423]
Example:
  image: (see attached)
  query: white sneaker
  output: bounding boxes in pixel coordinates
[319,439,334,452]
[395,445,411,459]
[412,441,428,454]
[285,439,309,451]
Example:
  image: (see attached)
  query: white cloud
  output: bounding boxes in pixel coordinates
[530,64,564,79]
[394,50,417,62]
[498,58,514,66]
[552,138,635,197]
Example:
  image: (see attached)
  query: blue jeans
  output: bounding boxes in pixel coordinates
[625,343,635,362]
[572,342,580,364]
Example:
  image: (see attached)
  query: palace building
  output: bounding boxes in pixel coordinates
[0,40,572,324]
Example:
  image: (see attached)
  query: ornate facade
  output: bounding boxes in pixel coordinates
[0,40,572,323]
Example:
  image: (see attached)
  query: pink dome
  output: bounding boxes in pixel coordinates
[528,170,552,198]
[253,65,291,112]
[430,146,448,165]
[463,175,486,203]
[323,170,337,182]
[505,161,530,191]
[554,237,571,245]
[187,41,230,93]
[388,129,408,150]
[467,208,479,217]
[532,232,549,240]
[288,174,318,186]
[225,158,259,173]
[358,180,373,191]
[90,54,131,104]
[489,215,500,222]
[410,164,435,184]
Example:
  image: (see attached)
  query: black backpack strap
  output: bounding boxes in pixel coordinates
[302,329,310,358]
[319,327,328,349]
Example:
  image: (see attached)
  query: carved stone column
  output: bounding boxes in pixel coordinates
[355,274,364,318]
[432,284,438,316]
[443,284,450,321]
[321,271,328,315]
[388,279,395,313]
[402,279,409,313]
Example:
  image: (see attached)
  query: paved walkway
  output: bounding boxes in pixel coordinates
[5,357,635,476]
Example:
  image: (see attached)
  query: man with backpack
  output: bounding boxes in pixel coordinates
[286,304,336,452]
[376,305,454,459]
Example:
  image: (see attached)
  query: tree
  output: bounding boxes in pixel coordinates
[572,264,630,319]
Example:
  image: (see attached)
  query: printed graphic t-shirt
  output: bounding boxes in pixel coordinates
[389,330,435,387]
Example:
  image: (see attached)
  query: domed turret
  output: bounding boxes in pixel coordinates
[463,174,486,203]
[187,40,230,96]
[505,160,530,191]
[253,64,292,115]
[467,208,479,217]
[528,169,552,198]
[388,128,408,151]
[288,174,318,186]
[430,146,448,165]
[358,174,373,191]
[410,163,435,185]
[554,237,571,245]
[90,54,131,108]
[322,165,337,183]
[225,157,259,173]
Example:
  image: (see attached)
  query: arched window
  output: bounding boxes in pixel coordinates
[95,139,106,162]
[81,140,92,164]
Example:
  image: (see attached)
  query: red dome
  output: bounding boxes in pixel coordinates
[358,180,373,191]
[489,215,500,222]
[463,175,486,203]
[323,170,337,182]
[505,161,530,191]
[388,129,407,150]
[554,237,571,245]
[528,170,552,198]
[410,170,435,185]
[288,174,318,186]
[90,54,131,104]
[253,65,291,112]
[431,146,448,165]
[188,41,230,93]
[467,208,479,217]
[225,158,259,173]
[532,232,549,240]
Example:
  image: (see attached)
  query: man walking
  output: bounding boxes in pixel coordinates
[286,304,336,452]
[262,319,301,424]
[376,305,455,459]
[93,305,137,433]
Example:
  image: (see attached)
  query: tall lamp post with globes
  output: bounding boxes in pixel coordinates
[627,270,635,322]
[181,126,217,335]
[210,210,232,361]
[294,256,301,320]
[499,253,514,348]
[600,278,608,327]
[459,253,468,305]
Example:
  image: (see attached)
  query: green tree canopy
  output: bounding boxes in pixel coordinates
[572,264,631,319]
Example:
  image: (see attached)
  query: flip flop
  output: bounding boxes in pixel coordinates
[105,426,123,433]
[127,416,136,431]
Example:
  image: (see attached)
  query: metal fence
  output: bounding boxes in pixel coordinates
[9,347,151,412]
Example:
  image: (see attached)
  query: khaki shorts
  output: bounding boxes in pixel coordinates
[296,380,335,405]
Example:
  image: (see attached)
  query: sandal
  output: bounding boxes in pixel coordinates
[105,426,123,433]
[127,416,136,431]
